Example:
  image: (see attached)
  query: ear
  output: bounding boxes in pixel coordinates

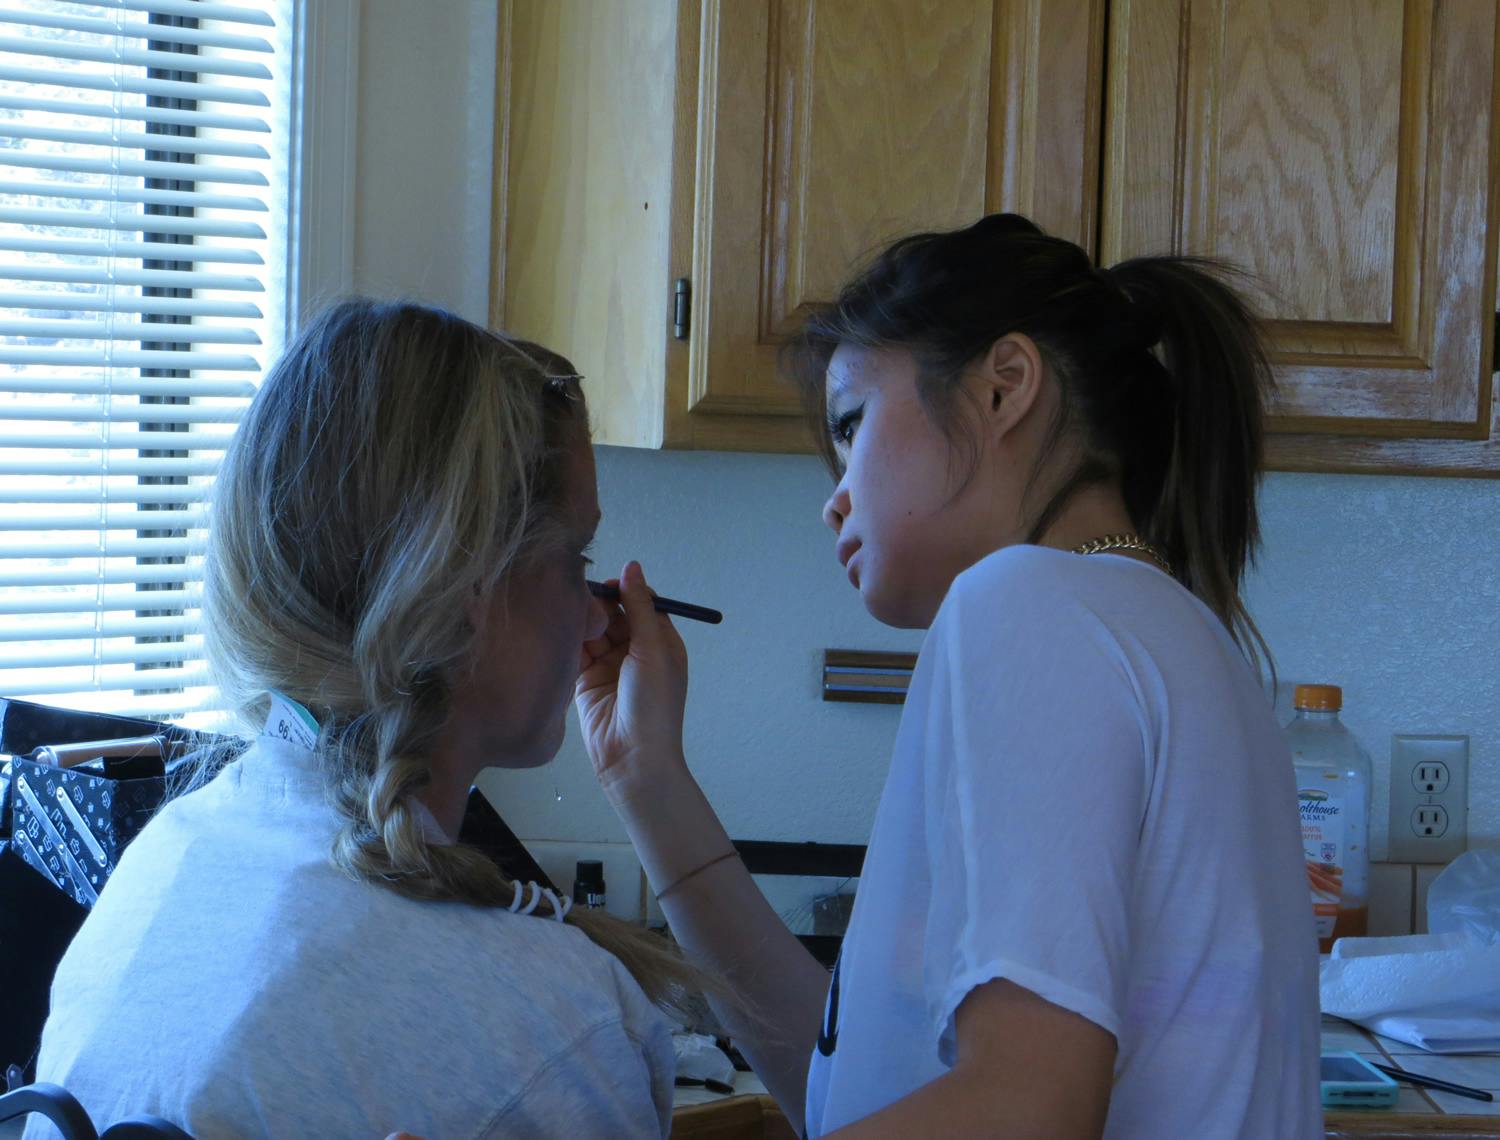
[974,333,1045,442]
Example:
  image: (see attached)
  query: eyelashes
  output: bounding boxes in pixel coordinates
[826,404,863,446]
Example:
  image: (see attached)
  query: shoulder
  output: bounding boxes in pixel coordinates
[946,544,1154,611]
[934,545,1105,653]
[940,544,1213,649]
[511,917,671,1037]
[915,547,1165,722]
[952,542,1062,592]
[944,544,1106,618]
[375,901,671,1048]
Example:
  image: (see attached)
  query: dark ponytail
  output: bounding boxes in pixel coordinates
[787,213,1275,674]
[1104,256,1273,671]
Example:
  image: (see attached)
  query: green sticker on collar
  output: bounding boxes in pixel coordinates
[263,691,319,752]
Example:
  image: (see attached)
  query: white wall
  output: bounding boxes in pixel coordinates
[476,456,1500,863]
[1249,473,1500,858]
[350,0,498,325]
[349,4,1500,874]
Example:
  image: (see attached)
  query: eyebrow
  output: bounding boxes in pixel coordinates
[826,359,867,404]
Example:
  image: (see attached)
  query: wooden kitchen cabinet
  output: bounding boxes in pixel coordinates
[495,0,1106,451]
[494,0,1500,474]
[1103,0,1500,474]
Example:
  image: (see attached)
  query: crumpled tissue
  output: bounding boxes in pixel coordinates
[1319,848,1500,1053]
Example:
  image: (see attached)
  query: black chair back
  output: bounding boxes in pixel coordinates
[0,1082,98,1140]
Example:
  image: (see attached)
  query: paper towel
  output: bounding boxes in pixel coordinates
[1320,931,1500,1052]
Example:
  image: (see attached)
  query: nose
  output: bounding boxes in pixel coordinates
[823,478,851,535]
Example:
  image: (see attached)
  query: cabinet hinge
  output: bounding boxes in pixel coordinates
[1494,311,1499,371]
[673,277,691,341]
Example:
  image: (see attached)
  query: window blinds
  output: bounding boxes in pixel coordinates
[0,0,290,724]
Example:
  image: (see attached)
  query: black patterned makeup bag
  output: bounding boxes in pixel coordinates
[0,698,222,907]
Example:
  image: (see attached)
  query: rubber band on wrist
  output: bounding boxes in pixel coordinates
[655,850,740,901]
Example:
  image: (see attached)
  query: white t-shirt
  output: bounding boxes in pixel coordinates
[27,737,674,1140]
[804,546,1320,1139]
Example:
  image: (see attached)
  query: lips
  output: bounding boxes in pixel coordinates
[836,539,862,588]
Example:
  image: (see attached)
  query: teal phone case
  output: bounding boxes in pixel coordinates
[1320,1050,1400,1108]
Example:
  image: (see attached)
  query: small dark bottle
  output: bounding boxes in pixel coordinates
[573,860,606,910]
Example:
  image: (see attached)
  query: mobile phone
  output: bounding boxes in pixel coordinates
[1320,1051,1400,1108]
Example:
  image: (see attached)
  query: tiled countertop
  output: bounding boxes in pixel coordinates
[673,1069,769,1108]
[671,1021,1500,1138]
[1321,1015,1500,1120]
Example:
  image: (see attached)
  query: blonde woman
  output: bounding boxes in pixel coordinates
[28,300,696,1139]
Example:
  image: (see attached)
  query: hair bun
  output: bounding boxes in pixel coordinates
[971,212,1044,239]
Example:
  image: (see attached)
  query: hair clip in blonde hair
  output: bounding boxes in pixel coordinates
[543,373,584,400]
[507,879,572,922]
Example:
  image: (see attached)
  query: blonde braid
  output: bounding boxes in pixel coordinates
[327,704,713,1017]
[204,299,726,1019]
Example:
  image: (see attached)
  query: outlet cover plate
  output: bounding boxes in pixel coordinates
[1389,735,1469,863]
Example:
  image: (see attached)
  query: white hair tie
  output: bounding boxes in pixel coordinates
[544,888,572,921]
[507,880,572,922]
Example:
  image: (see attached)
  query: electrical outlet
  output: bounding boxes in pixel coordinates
[1413,762,1450,795]
[1411,805,1448,838]
[1389,735,1468,863]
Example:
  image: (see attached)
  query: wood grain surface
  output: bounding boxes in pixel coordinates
[1101,0,1499,449]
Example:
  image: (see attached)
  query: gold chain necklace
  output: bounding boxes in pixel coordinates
[1070,533,1174,576]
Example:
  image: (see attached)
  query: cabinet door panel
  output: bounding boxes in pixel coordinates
[773,1,992,332]
[1101,0,1499,439]
[671,0,1105,448]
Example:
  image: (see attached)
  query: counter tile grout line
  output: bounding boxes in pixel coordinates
[1364,1024,1443,1114]
[1405,862,1417,934]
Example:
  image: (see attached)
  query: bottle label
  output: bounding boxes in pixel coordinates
[1298,787,1345,939]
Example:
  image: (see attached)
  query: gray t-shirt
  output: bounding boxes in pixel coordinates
[27,738,674,1139]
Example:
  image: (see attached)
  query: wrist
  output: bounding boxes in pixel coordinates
[607,763,736,893]
[654,849,741,900]
[598,747,693,812]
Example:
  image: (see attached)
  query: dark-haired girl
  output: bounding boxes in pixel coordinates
[579,214,1320,1139]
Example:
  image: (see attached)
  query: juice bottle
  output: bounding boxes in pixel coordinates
[1286,684,1371,952]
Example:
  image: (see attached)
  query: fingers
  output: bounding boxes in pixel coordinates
[577,638,628,688]
[617,560,666,652]
[581,561,686,674]
[578,577,634,688]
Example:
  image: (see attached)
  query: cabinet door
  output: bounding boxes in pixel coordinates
[665,0,1106,451]
[1100,0,1500,463]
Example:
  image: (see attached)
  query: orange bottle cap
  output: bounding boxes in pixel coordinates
[1294,684,1343,712]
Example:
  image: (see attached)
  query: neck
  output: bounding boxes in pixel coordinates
[415,746,476,843]
[1032,481,1140,553]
